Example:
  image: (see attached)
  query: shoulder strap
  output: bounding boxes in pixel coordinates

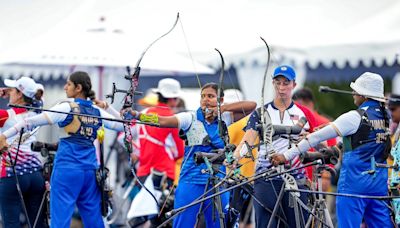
[68,102,80,114]
[356,108,366,117]
[63,102,81,134]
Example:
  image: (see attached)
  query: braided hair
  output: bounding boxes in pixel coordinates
[380,102,392,160]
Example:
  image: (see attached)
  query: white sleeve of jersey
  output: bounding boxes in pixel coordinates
[222,111,233,127]
[104,105,121,119]
[175,112,194,131]
[283,110,361,161]
[1,103,70,139]
[44,102,71,124]
[99,108,124,132]
[332,110,362,136]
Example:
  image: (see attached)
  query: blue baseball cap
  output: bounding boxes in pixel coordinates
[273,65,296,81]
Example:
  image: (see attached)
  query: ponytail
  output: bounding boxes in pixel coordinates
[87,90,96,101]
[69,71,95,100]
[35,88,44,100]
[380,102,391,160]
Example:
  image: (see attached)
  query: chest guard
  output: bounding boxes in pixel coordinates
[184,112,211,147]
[58,102,102,141]
[343,109,372,152]
[343,107,389,155]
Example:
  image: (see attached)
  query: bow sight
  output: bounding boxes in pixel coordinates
[300,143,342,165]
[106,66,144,105]
[194,144,237,166]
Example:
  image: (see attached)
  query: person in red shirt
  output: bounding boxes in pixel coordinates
[128,78,185,227]
[136,78,185,183]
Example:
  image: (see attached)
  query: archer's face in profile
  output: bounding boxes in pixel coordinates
[64,79,80,98]
[8,88,24,105]
[273,76,296,100]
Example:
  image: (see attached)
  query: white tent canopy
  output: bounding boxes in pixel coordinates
[1,0,400,55]
[0,24,214,75]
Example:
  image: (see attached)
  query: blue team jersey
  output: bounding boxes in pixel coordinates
[54,98,102,170]
[339,100,389,195]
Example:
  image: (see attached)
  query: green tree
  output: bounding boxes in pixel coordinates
[304,80,392,119]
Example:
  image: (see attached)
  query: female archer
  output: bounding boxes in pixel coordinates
[0,77,46,227]
[230,65,316,227]
[123,82,256,227]
[0,71,124,228]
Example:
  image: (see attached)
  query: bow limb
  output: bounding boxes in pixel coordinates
[214,48,229,145]
[134,13,180,70]
[122,12,180,151]
[259,37,273,150]
[125,13,180,109]
[123,13,180,210]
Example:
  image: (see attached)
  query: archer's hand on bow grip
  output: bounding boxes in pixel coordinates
[270,153,287,167]
[224,154,239,169]
[223,157,242,177]
[120,108,136,120]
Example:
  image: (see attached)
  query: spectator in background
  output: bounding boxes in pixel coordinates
[32,83,44,113]
[127,78,185,227]
[293,88,334,135]
[136,78,185,185]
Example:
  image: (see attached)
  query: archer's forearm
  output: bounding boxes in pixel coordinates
[158,115,179,128]
[223,101,256,115]
[3,112,52,139]
[223,101,256,121]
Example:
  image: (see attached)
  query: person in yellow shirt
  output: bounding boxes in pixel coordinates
[225,89,256,228]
